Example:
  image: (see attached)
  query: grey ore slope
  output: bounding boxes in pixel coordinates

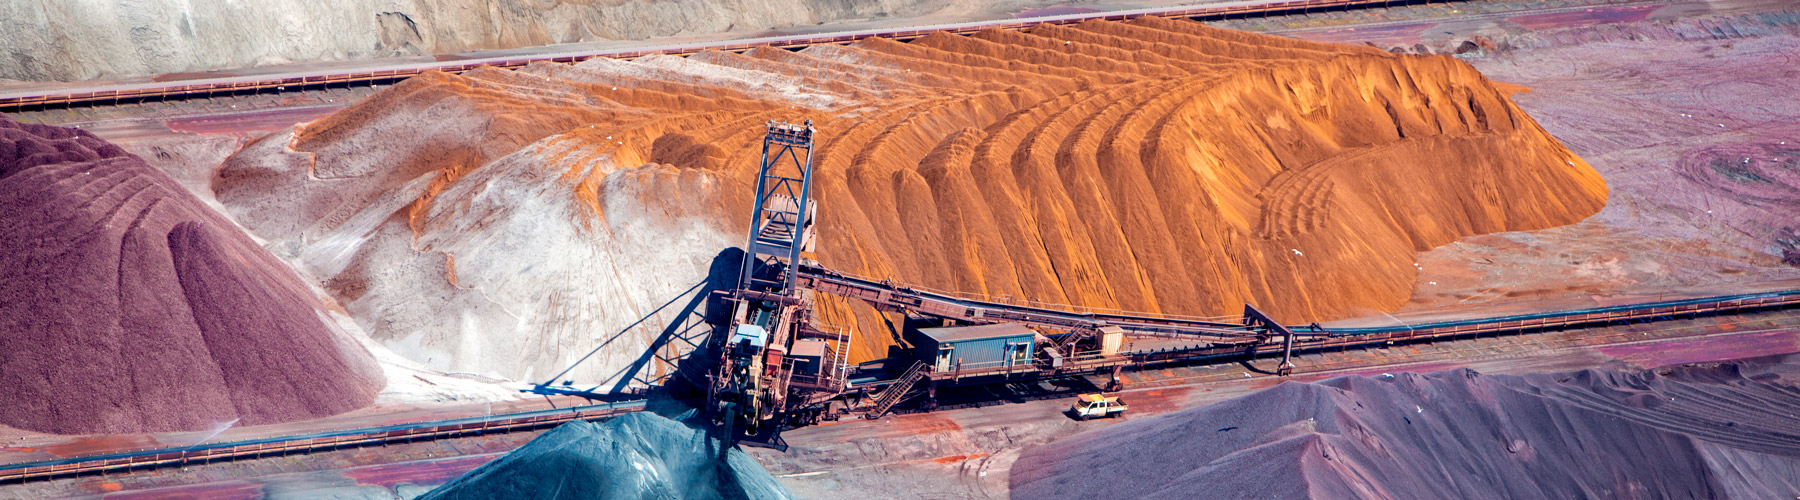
[1012,363,1800,499]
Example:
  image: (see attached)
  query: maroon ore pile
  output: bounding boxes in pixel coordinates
[0,116,383,435]
[1012,364,1800,499]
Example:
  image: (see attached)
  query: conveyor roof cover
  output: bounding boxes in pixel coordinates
[919,323,1036,343]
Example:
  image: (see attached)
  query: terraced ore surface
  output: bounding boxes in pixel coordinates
[0,116,383,435]
[1011,364,1800,499]
[215,18,1606,383]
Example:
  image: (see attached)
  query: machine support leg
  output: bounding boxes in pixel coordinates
[1244,303,1298,377]
[1277,332,1296,376]
[1105,365,1125,392]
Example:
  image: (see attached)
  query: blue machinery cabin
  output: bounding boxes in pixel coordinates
[912,323,1040,373]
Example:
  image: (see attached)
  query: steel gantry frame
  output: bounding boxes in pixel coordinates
[740,120,817,294]
[708,120,853,447]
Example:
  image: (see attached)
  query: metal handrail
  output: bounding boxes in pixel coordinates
[1326,289,1800,336]
[2,0,1449,112]
[0,400,646,482]
[801,266,1245,326]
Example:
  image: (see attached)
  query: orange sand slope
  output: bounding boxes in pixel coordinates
[216,18,1605,376]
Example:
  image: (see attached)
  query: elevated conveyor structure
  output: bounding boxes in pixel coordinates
[7,287,1795,484]
[541,121,1800,428]
[794,264,1800,401]
[798,266,1261,340]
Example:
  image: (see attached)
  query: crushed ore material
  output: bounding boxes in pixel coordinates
[218,17,1606,383]
[0,115,383,435]
[420,412,792,500]
[1011,364,1800,499]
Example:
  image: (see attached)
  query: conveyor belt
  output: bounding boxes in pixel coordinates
[797,265,1267,341]
[798,265,1800,352]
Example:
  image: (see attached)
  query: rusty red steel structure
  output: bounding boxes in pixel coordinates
[0,0,1421,112]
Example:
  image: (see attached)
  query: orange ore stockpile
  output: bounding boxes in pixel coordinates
[216,18,1605,378]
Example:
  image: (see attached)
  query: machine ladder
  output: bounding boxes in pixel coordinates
[864,361,930,419]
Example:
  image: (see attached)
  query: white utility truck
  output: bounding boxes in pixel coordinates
[1070,393,1128,420]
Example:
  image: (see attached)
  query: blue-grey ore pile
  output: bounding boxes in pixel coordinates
[420,412,792,500]
[1011,363,1800,499]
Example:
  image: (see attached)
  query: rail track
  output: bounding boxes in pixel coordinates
[0,401,643,485]
[3,285,1794,484]
[0,0,1461,113]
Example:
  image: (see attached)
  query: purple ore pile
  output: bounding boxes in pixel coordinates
[1012,363,1800,499]
[0,116,383,435]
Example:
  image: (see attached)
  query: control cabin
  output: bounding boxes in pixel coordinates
[913,323,1038,373]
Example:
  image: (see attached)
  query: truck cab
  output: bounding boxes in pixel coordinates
[1070,393,1127,420]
